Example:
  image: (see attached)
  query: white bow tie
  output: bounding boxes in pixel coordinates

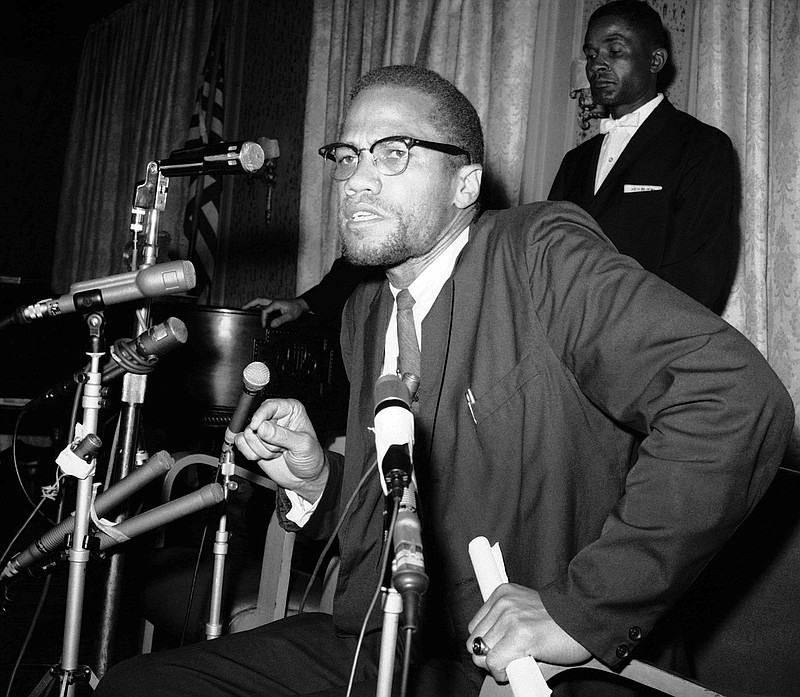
[599,112,640,134]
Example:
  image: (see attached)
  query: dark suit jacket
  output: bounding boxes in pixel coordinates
[284,203,791,686]
[548,99,738,313]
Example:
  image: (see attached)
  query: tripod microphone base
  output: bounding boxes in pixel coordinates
[28,664,98,697]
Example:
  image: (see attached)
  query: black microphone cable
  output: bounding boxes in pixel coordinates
[346,490,400,697]
[2,484,67,697]
[9,376,85,526]
[339,458,424,697]
[297,457,379,614]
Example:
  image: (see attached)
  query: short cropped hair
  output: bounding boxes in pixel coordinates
[349,64,484,168]
[589,0,667,51]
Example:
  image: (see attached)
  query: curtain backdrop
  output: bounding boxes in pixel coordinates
[690,0,800,461]
[51,0,219,291]
[52,0,800,463]
[299,0,800,466]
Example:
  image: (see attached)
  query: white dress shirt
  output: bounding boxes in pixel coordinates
[287,227,471,524]
[594,93,663,193]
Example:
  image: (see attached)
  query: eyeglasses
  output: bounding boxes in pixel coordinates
[318,135,471,181]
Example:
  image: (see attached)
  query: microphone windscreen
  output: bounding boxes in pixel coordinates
[135,317,188,356]
[240,141,266,173]
[243,361,271,393]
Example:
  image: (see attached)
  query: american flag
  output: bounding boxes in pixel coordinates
[183,21,225,301]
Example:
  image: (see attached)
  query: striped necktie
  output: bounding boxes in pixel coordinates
[396,289,421,385]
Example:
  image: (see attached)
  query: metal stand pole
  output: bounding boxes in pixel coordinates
[93,161,167,674]
[205,447,235,640]
[376,588,403,697]
[28,312,107,697]
[94,373,147,678]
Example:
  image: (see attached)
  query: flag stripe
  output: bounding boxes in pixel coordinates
[183,19,224,300]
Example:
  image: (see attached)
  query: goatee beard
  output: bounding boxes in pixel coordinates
[339,225,410,268]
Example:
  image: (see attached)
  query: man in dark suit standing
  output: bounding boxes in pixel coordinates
[548,0,737,314]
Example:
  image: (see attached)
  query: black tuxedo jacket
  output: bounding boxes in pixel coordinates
[549,99,738,313]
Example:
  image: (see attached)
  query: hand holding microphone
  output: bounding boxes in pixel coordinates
[235,397,327,504]
[222,361,272,452]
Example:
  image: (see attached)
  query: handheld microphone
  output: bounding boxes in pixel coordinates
[10,260,196,324]
[223,361,272,451]
[158,137,278,177]
[1,450,175,579]
[392,482,429,631]
[373,374,415,500]
[25,317,188,411]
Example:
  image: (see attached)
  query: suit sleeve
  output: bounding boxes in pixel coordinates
[299,257,379,323]
[275,450,344,541]
[529,204,793,667]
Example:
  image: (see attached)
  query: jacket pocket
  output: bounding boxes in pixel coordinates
[470,352,542,425]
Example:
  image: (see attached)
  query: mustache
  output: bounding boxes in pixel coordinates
[341,196,389,217]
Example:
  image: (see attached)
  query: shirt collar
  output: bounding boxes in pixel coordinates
[390,226,470,322]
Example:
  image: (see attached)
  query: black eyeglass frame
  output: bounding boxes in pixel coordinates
[318,135,472,180]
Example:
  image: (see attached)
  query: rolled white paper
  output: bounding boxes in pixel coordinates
[468,536,552,697]
[469,536,507,598]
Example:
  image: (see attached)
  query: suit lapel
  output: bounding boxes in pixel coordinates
[581,136,604,207]
[363,281,392,388]
[418,277,454,450]
[349,281,392,493]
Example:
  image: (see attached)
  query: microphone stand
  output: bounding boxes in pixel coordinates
[94,161,169,676]
[204,362,270,641]
[29,311,107,697]
[375,483,428,697]
[205,438,237,640]
[93,371,147,677]
[376,584,404,697]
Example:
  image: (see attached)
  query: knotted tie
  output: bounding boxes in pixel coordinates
[396,288,421,383]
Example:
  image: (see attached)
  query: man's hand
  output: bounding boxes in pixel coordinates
[243,297,311,328]
[235,398,328,503]
[466,584,591,683]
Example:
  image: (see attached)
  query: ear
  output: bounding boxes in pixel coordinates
[453,164,483,209]
[650,47,668,74]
